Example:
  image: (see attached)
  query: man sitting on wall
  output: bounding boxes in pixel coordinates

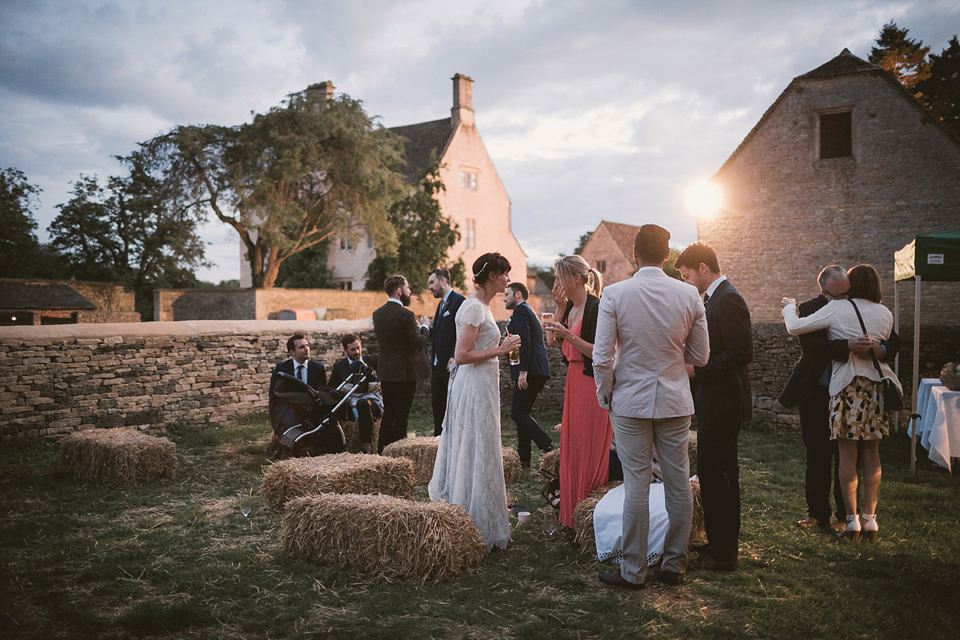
[327,333,382,454]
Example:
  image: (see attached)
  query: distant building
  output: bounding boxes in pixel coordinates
[703,49,960,323]
[0,279,139,325]
[579,220,641,286]
[241,75,527,293]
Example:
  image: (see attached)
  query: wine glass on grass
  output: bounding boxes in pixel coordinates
[543,509,558,535]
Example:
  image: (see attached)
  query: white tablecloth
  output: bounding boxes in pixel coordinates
[909,378,960,471]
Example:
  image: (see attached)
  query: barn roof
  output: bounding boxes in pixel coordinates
[0,283,96,310]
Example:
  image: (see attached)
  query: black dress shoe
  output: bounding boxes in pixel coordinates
[689,554,737,572]
[598,571,645,590]
[657,570,684,586]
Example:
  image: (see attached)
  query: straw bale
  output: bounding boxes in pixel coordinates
[382,438,522,487]
[538,448,560,478]
[381,437,440,485]
[687,431,698,475]
[281,493,486,582]
[341,419,381,454]
[572,479,705,552]
[261,453,414,512]
[60,428,176,485]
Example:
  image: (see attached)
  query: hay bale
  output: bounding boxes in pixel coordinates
[382,438,523,487]
[261,453,414,512]
[573,482,622,548]
[573,479,705,552]
[341,419,381,454]
[281,493,486,582]
[382,437,440,485]
[60,428,176,485]
[501,447,522,486]
[538,448,560,478]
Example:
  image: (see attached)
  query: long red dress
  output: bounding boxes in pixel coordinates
[559,321,613,528]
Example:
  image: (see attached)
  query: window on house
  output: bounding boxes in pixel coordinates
[460,170,478,191]
[367,235,373,248]
[820,111,852,159]
[596,260,606,274]
[340,238,345,250]
[465,218,476,249]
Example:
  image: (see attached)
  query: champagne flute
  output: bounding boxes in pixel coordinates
[543,509,558,535]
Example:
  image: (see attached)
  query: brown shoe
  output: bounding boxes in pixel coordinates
[598,571,645,590]
[795,517,822,528]
[689,554,738,572]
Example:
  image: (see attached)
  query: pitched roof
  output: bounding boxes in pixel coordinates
[0,283,96,310]
[714,49,960,177]
[389,118,454,182]
[597,220,641,262]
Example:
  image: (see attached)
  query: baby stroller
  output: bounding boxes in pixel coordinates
[268,360,377,460]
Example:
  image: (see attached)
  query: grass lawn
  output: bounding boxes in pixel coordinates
[1,404,958,640]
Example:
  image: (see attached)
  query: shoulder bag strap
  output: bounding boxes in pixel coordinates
[848,300,886,378]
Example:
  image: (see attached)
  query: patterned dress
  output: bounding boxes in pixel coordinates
[830,376,889,440]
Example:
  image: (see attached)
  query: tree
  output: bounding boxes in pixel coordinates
[149,86,408,288]
[916,35,960,136]
[275,241,334,288]
[573,229,593,255]
[365,161,465,294]
[869,21,931,91]
[48,148,210,319]
[0,168,42,278]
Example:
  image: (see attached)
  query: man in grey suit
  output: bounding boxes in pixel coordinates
[504,282,554,468]
[372,275,430,453]
[593,224,709,590]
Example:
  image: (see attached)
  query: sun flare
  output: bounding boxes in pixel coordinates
[684,180,723,218]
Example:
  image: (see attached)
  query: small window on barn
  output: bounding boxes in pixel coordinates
[820,111,852,159]
[596,260,606,274]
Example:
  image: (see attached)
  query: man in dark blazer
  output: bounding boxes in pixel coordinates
[372,275,431,452]
[268,333,327,436]
[504,282,554,467]
[779,266,900,530]
[327,333,381,454]
[676,242,753,572]
[426,268,465,436]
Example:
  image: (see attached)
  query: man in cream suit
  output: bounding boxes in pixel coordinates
[593,224,709,590]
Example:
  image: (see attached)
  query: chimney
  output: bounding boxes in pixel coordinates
[306,81,335,111]
[451,73,474,128]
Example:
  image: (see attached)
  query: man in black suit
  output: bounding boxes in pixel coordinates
[778,266,900,530]
[328,333,381,454]
[676,242,753,572]
[372,275,430,452]
[504,282,554,468]
[427,268,465,436]
[268,333,327,437]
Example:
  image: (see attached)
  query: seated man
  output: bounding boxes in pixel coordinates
[327,333,382,454]
[268,333,327,458]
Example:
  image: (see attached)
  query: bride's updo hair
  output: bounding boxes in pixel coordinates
[472,252,511,288]
[553,255,603,297]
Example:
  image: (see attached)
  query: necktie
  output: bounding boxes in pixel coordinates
[434,299,445,326]
[703,293,711,304]
[296,364,305,384]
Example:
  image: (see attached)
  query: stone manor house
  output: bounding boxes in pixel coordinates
[240,74,527,293]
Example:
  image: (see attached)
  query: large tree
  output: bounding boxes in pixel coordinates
[148,86,408,288]
[0,168,42,278]
[365,162,465,294]
[48,149,210,319]
[869,21,931,91]
[916,35,960,136]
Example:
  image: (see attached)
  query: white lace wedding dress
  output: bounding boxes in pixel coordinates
[428,297,510,552]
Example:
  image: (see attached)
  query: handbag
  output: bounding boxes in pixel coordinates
[849,300,904,413]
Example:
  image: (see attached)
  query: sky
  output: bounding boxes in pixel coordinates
[2,0,959,283]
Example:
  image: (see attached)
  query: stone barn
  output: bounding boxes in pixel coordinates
[702,48,960,325]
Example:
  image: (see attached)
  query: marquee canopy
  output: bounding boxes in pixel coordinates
[894,227,960,282]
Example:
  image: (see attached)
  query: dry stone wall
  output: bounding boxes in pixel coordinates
[3,321,956,440]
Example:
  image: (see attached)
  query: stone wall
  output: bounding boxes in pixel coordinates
[3,320,956,440]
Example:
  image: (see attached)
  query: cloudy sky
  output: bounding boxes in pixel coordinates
[2,0,958,283]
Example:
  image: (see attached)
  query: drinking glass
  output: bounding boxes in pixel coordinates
[543,510,558,535]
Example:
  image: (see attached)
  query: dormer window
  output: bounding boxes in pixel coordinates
[820,110,852,159]
[460,170,478,190]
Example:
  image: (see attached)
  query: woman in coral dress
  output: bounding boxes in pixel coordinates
[544,255,613,529]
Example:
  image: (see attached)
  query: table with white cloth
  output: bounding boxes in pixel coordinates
[909,378,960,472]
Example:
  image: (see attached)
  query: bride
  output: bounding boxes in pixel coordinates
[429,252,521,552]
